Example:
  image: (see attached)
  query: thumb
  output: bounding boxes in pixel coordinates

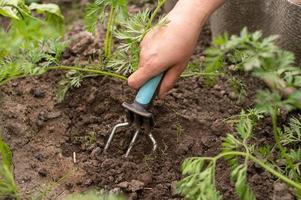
[128,59,167,89]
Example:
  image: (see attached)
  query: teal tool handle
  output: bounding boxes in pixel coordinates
[135,73,164,107]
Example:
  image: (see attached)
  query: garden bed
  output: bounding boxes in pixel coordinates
[0,1,299,200]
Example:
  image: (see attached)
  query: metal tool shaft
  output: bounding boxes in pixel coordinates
[125,129,140,158]
[148,133,157,152]
[104,122,129,153]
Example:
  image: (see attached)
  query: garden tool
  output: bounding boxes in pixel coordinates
[104,73,164,157]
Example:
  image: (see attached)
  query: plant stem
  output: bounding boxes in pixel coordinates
[146,0,167,31]
[0,66,127,87]
[271,110,299,181]
[47,66,128,80]
[218,151,301,191]
[0,75,28,87]
[188,151,301,191]
[104,6,115,59]
[181,72,223,78]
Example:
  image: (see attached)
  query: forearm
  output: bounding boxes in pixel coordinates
[169,0,225,28]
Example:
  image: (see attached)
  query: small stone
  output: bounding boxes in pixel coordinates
[273,182,294,200]
[129,180,145,192]
[38,168,48,177]
[220,90,226,96]
[47,111,62,119]
[117,181,129,189]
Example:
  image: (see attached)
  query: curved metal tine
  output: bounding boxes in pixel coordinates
[104,122,130,154]
[148,132,157,153]
[124,129,140,158]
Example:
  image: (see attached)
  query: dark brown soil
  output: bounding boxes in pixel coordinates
[0,68,282,200]
[0,2,294,200]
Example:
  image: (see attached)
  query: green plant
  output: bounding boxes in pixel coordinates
[203,28,301,95]
[107,0,167,75]
[85,0,128,59]
[0,0,64,30]
[0,136,18,199]
[75,131,97,150]
[177,110,301,200]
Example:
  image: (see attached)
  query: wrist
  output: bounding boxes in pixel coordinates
[170,0,224,27]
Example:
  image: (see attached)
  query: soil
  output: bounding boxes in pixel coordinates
[0,1,296,200]
[0,70,285,200]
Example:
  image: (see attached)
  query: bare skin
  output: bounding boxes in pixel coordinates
[128,0,224,98]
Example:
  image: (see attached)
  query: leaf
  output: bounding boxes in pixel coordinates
[0,136,18,198]
[0,0,29,19]
[0,137,12,168]
[29,3,63,19]
[177,160,222,200]
[231,165,256,200]
[84,2,105,33]
[29,2,64,33]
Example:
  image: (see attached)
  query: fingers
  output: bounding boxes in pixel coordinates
[158,62,187,98]
[128,56,171,90]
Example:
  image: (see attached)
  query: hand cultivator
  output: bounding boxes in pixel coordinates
[104,73,164,157]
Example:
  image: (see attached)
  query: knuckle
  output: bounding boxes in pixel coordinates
[127,76,137,89]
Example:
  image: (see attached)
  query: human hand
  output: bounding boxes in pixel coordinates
[128,0,224,98]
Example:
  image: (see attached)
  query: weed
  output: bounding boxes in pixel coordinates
[75,131,97,150]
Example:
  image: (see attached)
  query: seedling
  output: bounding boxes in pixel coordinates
[177,110,301,200]
[85,0,128,59]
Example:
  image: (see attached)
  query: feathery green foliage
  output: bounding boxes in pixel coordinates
[85,0,128,59]
[107,0,167,75]
[204,28,301,93]
[0,136,18,199]
[177,110,301,200]
[107,9,151,75]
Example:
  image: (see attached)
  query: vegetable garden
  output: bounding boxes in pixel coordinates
[0,0,301,199]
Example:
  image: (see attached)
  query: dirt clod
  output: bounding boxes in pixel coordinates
[31,88,45,98]
[170,181,178,197]
[273,183,294,200]
[38,168,48,177]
